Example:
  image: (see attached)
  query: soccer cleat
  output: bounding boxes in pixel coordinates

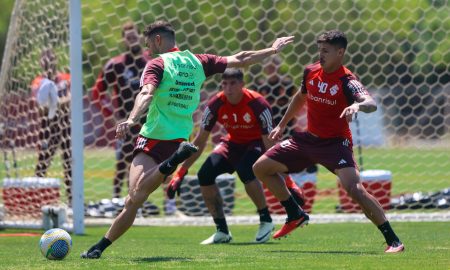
[273,211,309,239]
[255,222,275,243]
[80,248,102,259]
[288,186,306,207]
[164,198,177,216]
[200,231,232,245]
[384,241,405,253]
[175,142,199,163]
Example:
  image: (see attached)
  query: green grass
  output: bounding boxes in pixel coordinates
[0,222,449,269]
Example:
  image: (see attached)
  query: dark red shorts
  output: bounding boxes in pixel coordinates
[264,132,356,174]
[133,135,184,163]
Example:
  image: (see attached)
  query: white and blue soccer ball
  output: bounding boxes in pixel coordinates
[39,228,72,260]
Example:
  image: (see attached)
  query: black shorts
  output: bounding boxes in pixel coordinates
[198,139,265,185]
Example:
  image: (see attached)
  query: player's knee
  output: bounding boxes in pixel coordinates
[126,193,146,208]
[236,168,256,185]
[197,166,216,186]
[252,159,269,179]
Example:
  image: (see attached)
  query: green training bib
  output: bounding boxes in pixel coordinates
[140,50,206,140]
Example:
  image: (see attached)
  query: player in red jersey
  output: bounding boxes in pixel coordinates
[166,68,304,244]
[81,20,294,259]
[91,22,151,199]
[253,30,404,253]
[31,48,72,203]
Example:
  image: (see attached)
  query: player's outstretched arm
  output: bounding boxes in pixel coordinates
[115,84,155,139]
[270,91,307,140]
[226,36,295,68]
[339,94,377,123]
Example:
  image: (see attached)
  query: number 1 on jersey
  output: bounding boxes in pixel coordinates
[232,113,238,122]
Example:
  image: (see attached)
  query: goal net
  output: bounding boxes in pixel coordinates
[1,0,449,232]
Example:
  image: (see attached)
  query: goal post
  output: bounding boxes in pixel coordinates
[69,0,84,235]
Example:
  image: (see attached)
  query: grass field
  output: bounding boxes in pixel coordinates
[0,222,449,269]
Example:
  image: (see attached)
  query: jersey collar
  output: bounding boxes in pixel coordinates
[168,47,180,52]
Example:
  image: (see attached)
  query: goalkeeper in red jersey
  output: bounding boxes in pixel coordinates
[82,20,294,259]
[166,68,305,244]
[253,30,404,253]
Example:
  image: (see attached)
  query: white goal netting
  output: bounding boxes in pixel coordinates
[0,0,449,230]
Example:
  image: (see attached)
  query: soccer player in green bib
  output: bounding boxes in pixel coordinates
[82,20,294,259]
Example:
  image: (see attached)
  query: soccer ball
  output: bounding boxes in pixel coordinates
[39,228,72,260]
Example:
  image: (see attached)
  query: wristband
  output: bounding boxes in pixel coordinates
[178,166,188,176]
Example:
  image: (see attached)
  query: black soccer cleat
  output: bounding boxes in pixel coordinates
[175,142,199,162]
[81,248,102,259]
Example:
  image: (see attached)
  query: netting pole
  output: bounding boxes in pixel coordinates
[69,0,84,235]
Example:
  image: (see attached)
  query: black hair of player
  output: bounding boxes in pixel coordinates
[222,68,244,81]
[143,20,175,40]
[317,30,347,50]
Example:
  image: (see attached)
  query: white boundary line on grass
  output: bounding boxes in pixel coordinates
[1,212,449,230]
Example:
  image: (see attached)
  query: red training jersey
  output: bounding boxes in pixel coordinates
[300,61,370,142]
[91,50,150,120]
[202,89,273,144]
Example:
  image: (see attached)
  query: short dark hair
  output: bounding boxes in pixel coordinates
[143,20,175,40]
[317,30,347,49]
[222,68,244,81]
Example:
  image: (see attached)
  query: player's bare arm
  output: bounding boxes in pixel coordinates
[339,94,377,123]
[261,134,276,150]
[115,84,155,139]
[269,91,307,140]
[226,36,295,68]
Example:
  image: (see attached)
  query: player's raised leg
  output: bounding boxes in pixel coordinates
[285,175,306,207]
[337,167,404,253]
[253,155,309,239]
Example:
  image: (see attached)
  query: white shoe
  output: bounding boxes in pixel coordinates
[164,199,177,216]
[255,222,275,243]
[200,231,232,245]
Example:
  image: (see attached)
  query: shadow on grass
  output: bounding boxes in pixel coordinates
[269,250,377,255]
[133,256,192,263]
[229,242,277,246]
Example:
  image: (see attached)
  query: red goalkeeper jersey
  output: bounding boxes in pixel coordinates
[300,62,370,142]
[202,89,273,144]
